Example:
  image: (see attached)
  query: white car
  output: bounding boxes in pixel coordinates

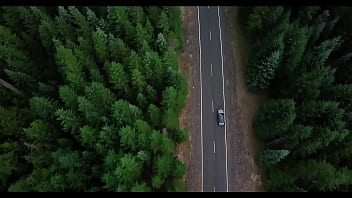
[217,109,225,126]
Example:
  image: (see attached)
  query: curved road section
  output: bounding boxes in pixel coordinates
[198,6,229,192]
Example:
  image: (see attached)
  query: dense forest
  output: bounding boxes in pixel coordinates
[244,6,352,191]
[0,6,188,192]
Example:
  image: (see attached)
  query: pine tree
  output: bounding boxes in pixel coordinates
[131,182,151,192]
[55,108,80,134]
[150,130,163,154]
[256,149,290,168]
[0,152,18,187]
[115,154,143,187]
[92,27,108,62]
[296,100,345,130]
[254,99,296,141]
[127,6,145,25]
[29,97,58,121]
[54,40,86,90]
[263,168,300,192]
[79,125,98,149]
[119,126,137,152]
[157,11,170,35]
[59,85,78,110]
[131,68,147,93]
[153,154,174,179]
[24,120,57,145]
[107,61,129,95]
[173,159,186,178]
[111,100,143,128]
[305,36,342,70]
[156,33,168,54]
[294,160,352,191]
[135,120,152,151]
[135,23,148,50]
[280,124,313,150]
[148,104,161,128]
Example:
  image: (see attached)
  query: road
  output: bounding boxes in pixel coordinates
[198,6,229,192]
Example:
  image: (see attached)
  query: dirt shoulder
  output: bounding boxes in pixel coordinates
[177,6,202,192]
[224,6,265,191]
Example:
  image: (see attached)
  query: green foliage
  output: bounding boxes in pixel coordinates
[24,120,57,145]
[256,149,289,168]
[246,6,352,192]
[29,97,58,121]
[281,66,332,101]
[157,11,170,35]
[156,33,168,54]
[321,84,352,110]
[115,154,143,187]
[119,125,137,151]
[59,85,78,110]
[294,160,352,191]
[254,99,296,141]
[79,125,98,148]
[173,127,188,144]
[247,6,285,40]
[281,125,313,150]
[298,6,320,25]
[305,36,342,69]
[92,27,108,62]
[246,12,289,91]
[173,160,186,178]
[0,152,18,187]
[247,49,281,91]
[148,104,161,128]
[131,182,151,192]
[263,169,300,192]
[112,100,143,128]
[151,174,164,189]
[297,100,345,130]
[0,6,187,192]
[55,108,80,133]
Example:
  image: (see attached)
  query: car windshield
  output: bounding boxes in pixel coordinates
[218,112,224,123]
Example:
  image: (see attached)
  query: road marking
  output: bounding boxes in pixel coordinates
[211,99,214,112]
[209,30,212,40]
[213,141,215,154]
[211,63,213,77]
[214,186,216,192]
[208,6,210,9]
[217,6,229,192]
[197,6,204,192]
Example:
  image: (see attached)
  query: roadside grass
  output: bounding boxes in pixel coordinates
[174,6,191,192]
[172,178,186,192]
[226,6,268,191]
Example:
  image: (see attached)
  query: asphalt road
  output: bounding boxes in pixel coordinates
[198,6,228,192]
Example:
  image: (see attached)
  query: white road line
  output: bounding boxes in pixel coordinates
[217,6,229,192]
[209,30,212,40]
[214,186,216,192]
[208,6,210,9]
[211,63,213,77]
[211,99,214,112]
[213,141,216,154]
[197,6,204,192]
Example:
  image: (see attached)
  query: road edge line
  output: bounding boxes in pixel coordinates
[197,6,204,192]
[217,6,229,192]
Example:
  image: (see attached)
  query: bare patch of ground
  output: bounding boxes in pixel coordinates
[224,7,267,191]
[176,6,202,192]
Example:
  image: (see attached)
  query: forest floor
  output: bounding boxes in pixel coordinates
[224,6,266,191]
[177,6,202,192]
